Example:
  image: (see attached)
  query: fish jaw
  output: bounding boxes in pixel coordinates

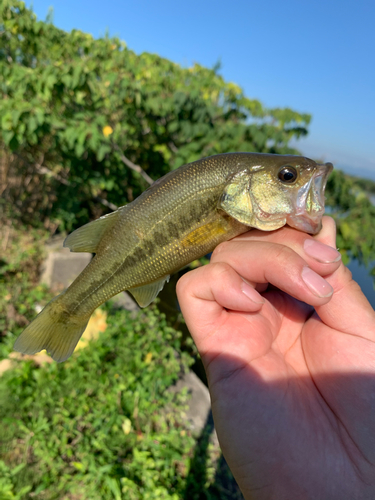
[286,213,323,235]
[286,162,333,235]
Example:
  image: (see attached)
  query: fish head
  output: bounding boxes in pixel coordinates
[220,155,333,235]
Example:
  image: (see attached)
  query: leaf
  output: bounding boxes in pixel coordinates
[28,115,38,134]
[96,144,111,161]
[1,112,13,131]
[122,417,132,435]
[144,352,153,364]
[72,64,83,89]
[75,142,86,157]
[72,462,84,470]
[2,130,14,146]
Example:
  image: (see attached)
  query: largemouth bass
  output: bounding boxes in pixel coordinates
[14,152,333,362]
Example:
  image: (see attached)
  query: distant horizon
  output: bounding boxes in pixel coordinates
[334,164,375,182]
[291,139,375,181]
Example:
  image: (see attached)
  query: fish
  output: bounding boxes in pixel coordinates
[14,152,333,362]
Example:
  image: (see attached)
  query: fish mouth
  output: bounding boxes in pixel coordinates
[287,161,333,235]
[286,214,323,235]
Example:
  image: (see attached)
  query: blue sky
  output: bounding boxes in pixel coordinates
[29,0,375,179]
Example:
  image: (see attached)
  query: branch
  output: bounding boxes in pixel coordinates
[113,144,154,185]
[14,152,70,186]
[37,165,70,186]
[14,153,118,211]
[168,141,179,153]
[93,196,118,211]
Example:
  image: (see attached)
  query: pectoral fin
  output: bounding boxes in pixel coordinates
[64,210,119,253]
[128,276,170,307]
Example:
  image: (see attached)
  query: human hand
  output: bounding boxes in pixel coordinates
[177,217,375,500]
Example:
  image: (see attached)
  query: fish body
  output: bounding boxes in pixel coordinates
[14,153,333,362]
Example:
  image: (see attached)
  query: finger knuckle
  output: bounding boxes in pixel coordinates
[209,262,235,285]
[210,261,232,276]
[341,264,353,283]
[211,240,231,259]
[272,244,296,266]
[176,271,194,296]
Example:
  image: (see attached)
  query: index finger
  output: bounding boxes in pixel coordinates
[177,238,336,352]
[233,216,375,334]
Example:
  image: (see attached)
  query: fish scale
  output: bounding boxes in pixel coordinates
[14,152,333,362]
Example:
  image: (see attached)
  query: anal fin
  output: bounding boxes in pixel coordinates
[128,276,170,307]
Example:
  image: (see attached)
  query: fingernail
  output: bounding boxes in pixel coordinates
[301,267,333,298]
[304,239,341,263]
[241,280,265,304]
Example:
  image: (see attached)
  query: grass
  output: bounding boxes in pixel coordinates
[0,209,243,499]
[0,304,196,499]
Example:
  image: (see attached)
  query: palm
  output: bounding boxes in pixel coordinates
[178,219,375,499]
[206,288,375,499]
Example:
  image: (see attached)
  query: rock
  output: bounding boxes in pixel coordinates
[0,358,15,375]
[171,370,218,444]
[40,235,92,291]
[111,291,140,312]
[0,352,53,375]
[40,234,140,311]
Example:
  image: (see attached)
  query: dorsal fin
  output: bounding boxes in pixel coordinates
[64,211,119,253]
[128,276,170,307]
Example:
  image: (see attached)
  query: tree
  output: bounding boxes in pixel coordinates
[0,0,310,230]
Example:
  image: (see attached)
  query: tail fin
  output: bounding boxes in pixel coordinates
[13,297,90,363]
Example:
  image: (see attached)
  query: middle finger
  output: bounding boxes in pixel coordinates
[210,239,340,306]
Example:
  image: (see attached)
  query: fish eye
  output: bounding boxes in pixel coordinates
[278,166,298,184]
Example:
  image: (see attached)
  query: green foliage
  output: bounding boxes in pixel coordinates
[0,305,199,499]
[0,206,52,359]
[0,0,310,231]
[354,176,375,195]
[0,461,31,499]
[325,170,375,273]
